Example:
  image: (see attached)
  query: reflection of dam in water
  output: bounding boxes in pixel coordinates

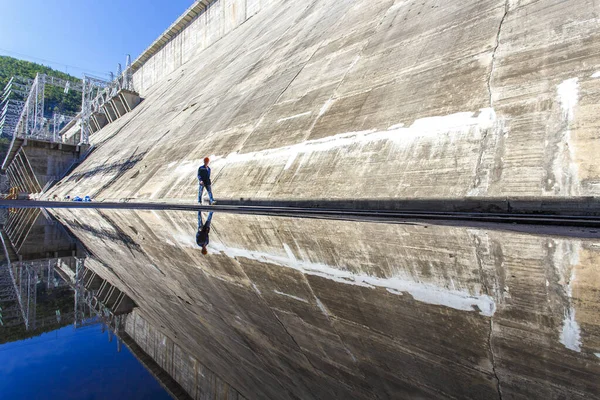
[40,208,600,400]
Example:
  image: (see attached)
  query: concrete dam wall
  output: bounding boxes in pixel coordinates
[47,0,600,207]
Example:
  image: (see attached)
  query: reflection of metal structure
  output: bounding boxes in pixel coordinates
[0,208,78,330]
[75,259,135,320]
[0,256,21,328]
[70,257,134,353]
[0,253,74,330]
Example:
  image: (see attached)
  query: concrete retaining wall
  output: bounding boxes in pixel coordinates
[7,141,83,194]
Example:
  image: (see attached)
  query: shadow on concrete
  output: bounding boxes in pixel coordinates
[219,197,600,216]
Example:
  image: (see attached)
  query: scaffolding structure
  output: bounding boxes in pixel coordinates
[0,76,30,139]
[3,54,137,147]
[80,75,111,145]
[12,259,75,330]
[80,56,135,144]
[52,113,75,142]
[0,260,22,328]
[73,257,95,328]
[11,73,83,143]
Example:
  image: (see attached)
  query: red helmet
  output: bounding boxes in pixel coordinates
[204,157,210,163]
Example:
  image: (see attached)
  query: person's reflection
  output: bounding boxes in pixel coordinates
[196,211,213,255]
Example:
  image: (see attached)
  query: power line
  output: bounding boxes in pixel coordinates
[0,47,112,78]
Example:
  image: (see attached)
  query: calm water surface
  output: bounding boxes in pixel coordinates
[0,322,171,399]
[1,207,599,399]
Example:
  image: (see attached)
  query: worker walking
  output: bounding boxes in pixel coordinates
[198,157,216,205]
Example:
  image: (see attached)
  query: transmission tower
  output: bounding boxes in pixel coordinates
[12,73,83,142]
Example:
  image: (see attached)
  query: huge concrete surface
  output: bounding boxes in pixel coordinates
[52,208,600,399]
[44,0,600,208]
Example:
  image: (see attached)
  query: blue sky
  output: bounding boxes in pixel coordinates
[0,0,193,79]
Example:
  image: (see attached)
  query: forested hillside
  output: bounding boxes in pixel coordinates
[0,56,81,116]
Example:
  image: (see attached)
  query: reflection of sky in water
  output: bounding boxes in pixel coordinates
[0,324,171,400]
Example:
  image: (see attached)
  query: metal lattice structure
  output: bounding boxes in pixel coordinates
[73,257,94,328]
[52,112,75,142]
[3,54,136,147]
[16,261,39,330]
[0,54,139,161]
[80,56,135,144]
[0,257,76,331]
[0,76,30,139]
[80,75,111,145]
[12,73,83,143]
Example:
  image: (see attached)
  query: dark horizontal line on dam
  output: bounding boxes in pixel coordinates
[2,199,600,238]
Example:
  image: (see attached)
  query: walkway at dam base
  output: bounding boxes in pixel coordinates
[0,204,599,399]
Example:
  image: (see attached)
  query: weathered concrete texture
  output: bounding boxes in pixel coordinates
[132,0,280,95]
[61,121,82,145]
[90,113,107,134]
[118,329,194,400]
[100,90,142,126]
[52,208,600,399]
[125,310,245,400]
[45,0,600,207]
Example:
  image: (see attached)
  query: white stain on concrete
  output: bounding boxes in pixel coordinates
[477,108,497,130]
[283,152,299,170]
[347,55,361,74]
[553,78,580,195]
[388,123,405,130]
[283,243,297,261]
[277,111,312,123]
[318,99,335,117]
[557,78,579,121]
[274,290,309,303]
[219,109,498,171]
[252,283,261,295]
[315,298,329,316]
[555,243,582,353]
[209,242,496,316]
[561,308,582,352]
[591,71,600,78]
